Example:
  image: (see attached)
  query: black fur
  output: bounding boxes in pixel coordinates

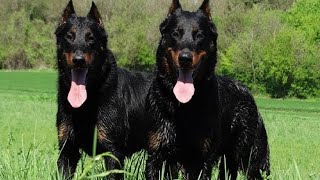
[145,0,270,179]
[55,1,151,179]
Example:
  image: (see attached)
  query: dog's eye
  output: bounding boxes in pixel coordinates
[88,36,95,41]
[65,32,74,41]
[171,31,180,39]
[86,33,95,42]
[196,32,204,40]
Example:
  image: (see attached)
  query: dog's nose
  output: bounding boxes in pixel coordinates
[179,51,193,67]
[73,55,85,66]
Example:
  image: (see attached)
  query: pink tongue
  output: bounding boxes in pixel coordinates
[68,69,88,108]
[173,70,195,103]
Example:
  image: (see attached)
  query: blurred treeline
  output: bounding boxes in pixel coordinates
[0,0,319,98]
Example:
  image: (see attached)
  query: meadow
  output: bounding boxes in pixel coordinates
[0,71,319,179]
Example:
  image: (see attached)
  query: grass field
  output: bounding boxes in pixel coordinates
[0,71,319,179]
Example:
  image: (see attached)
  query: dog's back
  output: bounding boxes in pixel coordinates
[117,68,153,152]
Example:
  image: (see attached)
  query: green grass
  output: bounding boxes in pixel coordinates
[256,98,320,179]
[0,71,319,179]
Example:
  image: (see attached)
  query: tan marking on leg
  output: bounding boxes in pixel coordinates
[58,122,71,142]
[148,131,162,152]
[200,137,211,156]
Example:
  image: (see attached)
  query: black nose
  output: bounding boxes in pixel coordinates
[179,51,193,67]
[73,55,85,66]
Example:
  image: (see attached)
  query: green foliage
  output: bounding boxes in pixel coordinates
[0,2,55,69]
[217,5,283,93]
[258,0,320,98]
[24,20,56,68]
[284,0,320,43]
[217,0,320,98]
[261,28,299,98]
[0,9,30,69]
[104,0,163,71]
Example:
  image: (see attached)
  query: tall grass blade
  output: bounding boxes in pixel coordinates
[294,160,302,180]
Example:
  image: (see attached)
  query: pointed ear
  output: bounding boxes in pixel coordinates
[87,2,103,26]
[59,0,75,26]
[198,0,212,20]
[168,0,182,16]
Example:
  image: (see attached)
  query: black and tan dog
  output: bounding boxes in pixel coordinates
[145,0,270,179]
[55,1,151,179]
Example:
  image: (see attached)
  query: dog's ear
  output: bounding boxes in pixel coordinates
[168,0,182,16]
[87,2,103,26]
[198,0,216,38]
[59,0,75,26]
[198,0,212,20]
[159,18,169,34]
[160,0,181,34]
[55,0,75,35]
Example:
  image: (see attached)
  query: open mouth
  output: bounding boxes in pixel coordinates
[67,68,88,108]
[173,69,195,104]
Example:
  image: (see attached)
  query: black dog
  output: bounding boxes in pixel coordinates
[55,1,151,179]
[145,0,270,179]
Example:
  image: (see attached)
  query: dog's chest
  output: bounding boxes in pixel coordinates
[174,103,219,157]
[72,107,105,155]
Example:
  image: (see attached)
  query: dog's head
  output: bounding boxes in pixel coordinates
[157,0,218,104]
[55,0,107,108]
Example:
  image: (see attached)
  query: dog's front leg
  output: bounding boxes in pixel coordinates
[104,152,124,180]
[57,140,81,179]
[146,152,164,180]
[198,161,214,180]
[56,114,80,179]
[146,121,176,180]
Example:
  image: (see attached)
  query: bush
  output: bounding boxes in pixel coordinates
[103,0,165,71]
[284,0,320,43]
[217,1,320,98]
[261,27,320,98]
[0,4,55,69]
[261,28,297,98]
[217,6,283,93]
